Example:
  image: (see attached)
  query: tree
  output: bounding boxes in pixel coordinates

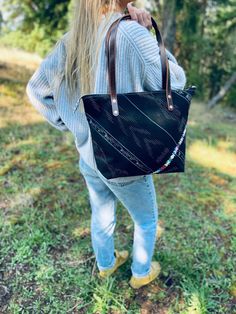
[153,0,236,108]
[206,0,236,107]
[0,11,3,34]
[1,0,71,56]
[2,0,70,34]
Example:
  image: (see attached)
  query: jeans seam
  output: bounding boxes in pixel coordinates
[131,268,152,278]
[79,158,97,177]
[144,176,157,224]
[98,255,116,271]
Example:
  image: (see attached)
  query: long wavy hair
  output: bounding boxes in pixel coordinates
[59,0,123,104]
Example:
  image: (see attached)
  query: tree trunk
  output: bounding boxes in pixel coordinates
[207,72,236,108]
[161,0,176,51]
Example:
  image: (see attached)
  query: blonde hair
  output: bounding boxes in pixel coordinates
[57,0,122,104]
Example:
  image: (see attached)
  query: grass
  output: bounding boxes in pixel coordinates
[0,47,236,313]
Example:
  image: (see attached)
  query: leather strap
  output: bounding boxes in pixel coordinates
[105,14,174,116]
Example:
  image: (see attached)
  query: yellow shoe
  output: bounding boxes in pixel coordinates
[129,261,161,289]
[156,224,165,239]
[99,249,129,279]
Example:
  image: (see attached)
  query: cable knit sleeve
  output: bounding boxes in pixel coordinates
[26,35,69,132]
[119,20,186,91]
[142,58,187,91]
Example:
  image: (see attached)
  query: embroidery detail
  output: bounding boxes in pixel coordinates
[154,126,186,173]
[86,114,153,173]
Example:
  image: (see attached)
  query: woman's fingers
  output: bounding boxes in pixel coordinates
[127,2,152,30]
[143,11,152,30]
[127,2,138,21]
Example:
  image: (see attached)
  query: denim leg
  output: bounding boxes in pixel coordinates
[98,174,158,278]
[79,158,118,271]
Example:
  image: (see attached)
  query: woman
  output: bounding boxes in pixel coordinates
[26,0,186,289]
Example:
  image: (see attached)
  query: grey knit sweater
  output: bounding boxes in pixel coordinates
[26,12,187,183]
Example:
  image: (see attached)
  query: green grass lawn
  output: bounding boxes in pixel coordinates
[0,48,235,313]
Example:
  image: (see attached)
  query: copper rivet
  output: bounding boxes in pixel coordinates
[113,110,118,116]
[168,95,172,99]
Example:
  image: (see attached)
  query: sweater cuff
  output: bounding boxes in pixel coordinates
[165,49,178,64]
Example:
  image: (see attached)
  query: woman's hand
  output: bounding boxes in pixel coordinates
[126,2,152,30]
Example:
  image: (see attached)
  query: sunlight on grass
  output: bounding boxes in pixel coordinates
[72,226,90,238]
[5,138,38,149]
[223,196,236,216]
[188,140,236,177]
[44,161,64,170]
[92,278,129,313]
[9,192,34,209]
[0,98,43,128]
[0,84,22,98]
[187,120,198,127]
[0,152,37,176]
[229,284,236,298]
[0,46,42,70]
[35,264,57,282]
[184,292,202,314]
[208,173,228,187]
[217,140,235,151]
[3,188,42,225]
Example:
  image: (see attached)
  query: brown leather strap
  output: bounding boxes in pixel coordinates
[105,14,174,116]
[105,18,121,115]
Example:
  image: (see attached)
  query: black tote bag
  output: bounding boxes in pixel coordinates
[81,14,196,179]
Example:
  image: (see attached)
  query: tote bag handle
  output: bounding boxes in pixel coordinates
[105,14,174,116]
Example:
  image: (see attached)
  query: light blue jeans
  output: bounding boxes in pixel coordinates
[78,157,158,278]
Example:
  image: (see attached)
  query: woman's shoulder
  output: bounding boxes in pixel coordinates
[118,19,150,36]
[40,32,68,74]
[117,20,159,64]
